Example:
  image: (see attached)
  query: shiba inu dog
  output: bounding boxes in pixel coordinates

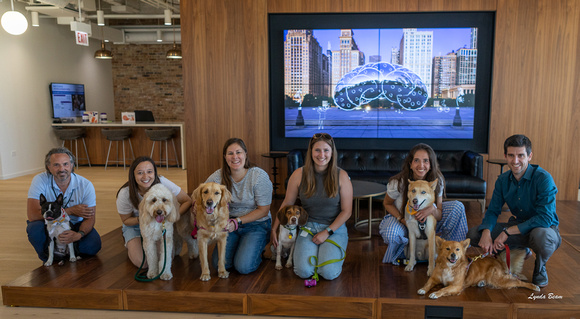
[404,179,437,276]
[417,237,539,299]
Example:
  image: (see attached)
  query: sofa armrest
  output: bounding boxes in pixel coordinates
[462,151,483,179]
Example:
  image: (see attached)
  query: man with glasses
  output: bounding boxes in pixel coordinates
[26,147,101,263]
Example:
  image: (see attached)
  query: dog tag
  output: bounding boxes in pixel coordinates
[289,234,293,239]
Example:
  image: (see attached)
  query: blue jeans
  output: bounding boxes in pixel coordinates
[212,219,270,274]
[293,221,348,280]
[26,220,102,262]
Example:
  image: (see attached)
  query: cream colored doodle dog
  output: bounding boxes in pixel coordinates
[139,183,179,280]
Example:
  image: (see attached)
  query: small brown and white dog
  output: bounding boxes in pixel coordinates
[192,182,232,281]
[274,205,308,270]
[417,237,539,299]
[139,184,179,280]
[404,179,438,276]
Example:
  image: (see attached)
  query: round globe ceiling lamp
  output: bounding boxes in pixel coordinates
[1,0,28,35]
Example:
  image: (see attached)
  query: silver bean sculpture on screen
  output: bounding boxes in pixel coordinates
[333,62,428,111]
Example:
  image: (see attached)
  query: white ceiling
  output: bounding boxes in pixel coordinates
[22,0,181,44]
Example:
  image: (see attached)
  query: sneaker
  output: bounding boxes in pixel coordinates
[532,269,549,288]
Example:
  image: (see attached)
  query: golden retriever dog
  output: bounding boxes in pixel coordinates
[405,179,438,276]
[192,182,232,281]
[139,183,179,280]
[274,205,308,270]
[417,237,540,299]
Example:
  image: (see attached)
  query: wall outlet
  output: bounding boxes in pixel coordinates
[11,151,16,157]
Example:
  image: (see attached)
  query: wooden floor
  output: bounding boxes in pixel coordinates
[2,167,580,318]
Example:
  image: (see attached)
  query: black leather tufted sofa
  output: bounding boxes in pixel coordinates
[286,149,486,213]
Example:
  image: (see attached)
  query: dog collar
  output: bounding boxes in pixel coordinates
[406,204,419,215]
[53,208,69,224]
[283,225,297,239]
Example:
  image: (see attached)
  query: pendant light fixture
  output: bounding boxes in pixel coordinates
[164,9,171,25]
[166,18,181,59]
[1,0,28,35]
[94,26,112,59]
[31,11,39,27]
[96,0,104,26]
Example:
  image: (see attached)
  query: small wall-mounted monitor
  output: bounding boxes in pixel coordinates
[49,82,86,119]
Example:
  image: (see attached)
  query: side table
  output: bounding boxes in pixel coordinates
[261,152,288,199]
[350,180,387,241]
[487,158,508,174]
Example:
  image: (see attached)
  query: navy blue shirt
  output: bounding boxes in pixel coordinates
[479,164,558,234]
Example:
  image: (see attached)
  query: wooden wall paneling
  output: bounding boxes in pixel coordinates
[417,0,497,11]
[267,0,420,13]
[183,0,270,193]
[559,0,580,200]
[488,0,580,201]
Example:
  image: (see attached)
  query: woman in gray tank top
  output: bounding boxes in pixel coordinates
[271,133,352,280]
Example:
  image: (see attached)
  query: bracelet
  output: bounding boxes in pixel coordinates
[502,227,510,237]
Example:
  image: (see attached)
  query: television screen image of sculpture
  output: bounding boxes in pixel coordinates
[284,28,476,139]
[269,12,494,152]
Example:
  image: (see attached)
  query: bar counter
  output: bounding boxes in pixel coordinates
[52,122,186,169]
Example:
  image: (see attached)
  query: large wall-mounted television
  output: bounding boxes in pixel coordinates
[49,82,86,119]
[268,12,495,153]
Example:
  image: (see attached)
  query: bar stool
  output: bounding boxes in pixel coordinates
[145,128,180,169]
[53,127,91,169]
[101,128,135,170]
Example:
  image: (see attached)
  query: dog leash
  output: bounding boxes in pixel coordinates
[134,223,169,282]
[300,227,346,287]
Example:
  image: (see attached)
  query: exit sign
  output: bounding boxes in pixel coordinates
[75,31,89,46]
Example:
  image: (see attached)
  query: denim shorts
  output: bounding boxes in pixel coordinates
[121,224,141,247]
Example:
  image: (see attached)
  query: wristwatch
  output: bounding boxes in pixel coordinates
[236,217,243,225]
[325,227,334,236]
[79,230,86,238]
[502,227,510,237]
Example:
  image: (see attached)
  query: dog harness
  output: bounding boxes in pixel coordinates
[406,203,428,240]
[45,208,70,239]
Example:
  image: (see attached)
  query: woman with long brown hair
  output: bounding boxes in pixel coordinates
[272,133,353,280]
[379,143,467,264]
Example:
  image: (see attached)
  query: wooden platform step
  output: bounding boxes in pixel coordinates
[4,201,580,318]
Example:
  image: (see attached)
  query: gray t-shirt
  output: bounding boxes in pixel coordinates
[205,166,273,222]
[299,168,341,225]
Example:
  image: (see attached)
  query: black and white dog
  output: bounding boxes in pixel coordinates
[40,193,78,266]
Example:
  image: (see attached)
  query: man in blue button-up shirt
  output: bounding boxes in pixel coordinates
[467,135,560,288]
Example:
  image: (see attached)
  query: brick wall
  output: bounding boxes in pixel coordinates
[111,44,183,121]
